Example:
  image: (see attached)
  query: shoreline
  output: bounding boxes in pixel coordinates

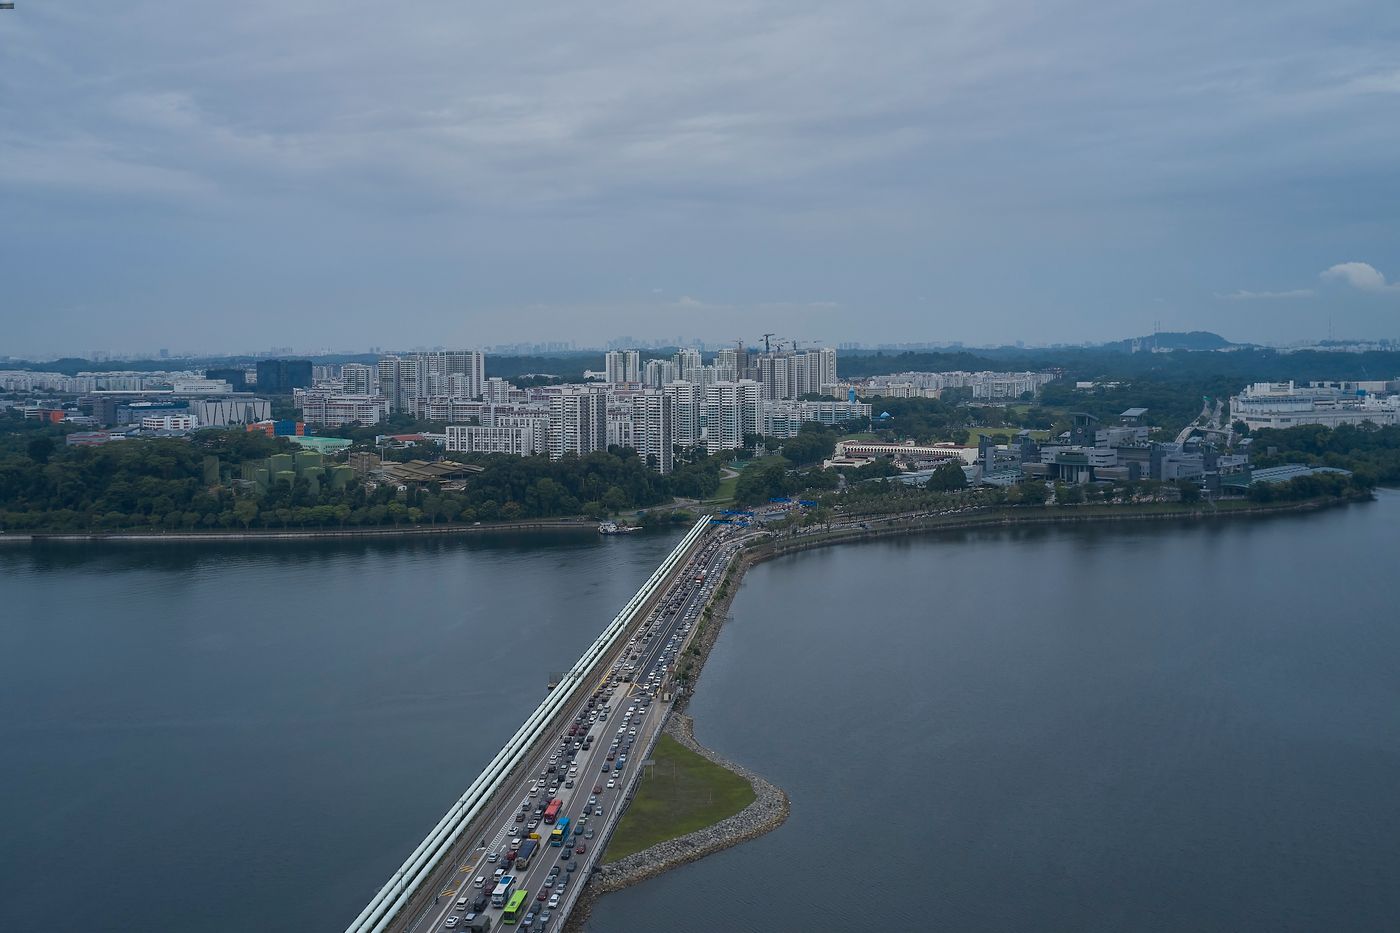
[0,518,609,544]
[0,492,1357,545]
[572,493,1364,915]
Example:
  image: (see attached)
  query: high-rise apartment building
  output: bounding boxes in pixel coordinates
[340,363,376,395]
[713,348,739,382]
[548,387,608,459]
[377,350,486,412]
[605,350,641,384]
[643,358,679,388]
[377,356,420,412]
[416,350,486,400]
[664,380,702,449]
[631,392,673,474]
[756,355,791,400]
[704,379,762,454]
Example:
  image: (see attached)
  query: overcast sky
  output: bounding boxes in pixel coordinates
[3,1,1399,357]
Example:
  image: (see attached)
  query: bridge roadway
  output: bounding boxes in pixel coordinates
[347,517,758,933]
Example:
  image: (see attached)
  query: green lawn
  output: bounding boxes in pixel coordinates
[603,733,756,862]
[706,464,745,504]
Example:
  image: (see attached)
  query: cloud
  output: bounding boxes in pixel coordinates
[1320,262,1400,292]
[1216,288,1315,300]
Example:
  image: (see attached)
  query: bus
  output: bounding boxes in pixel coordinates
[501,889,529,925]
[490,875,515,908]
[550,816,570,846]
[542,798,563,824]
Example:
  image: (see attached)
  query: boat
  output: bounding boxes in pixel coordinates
[598,520,642,535]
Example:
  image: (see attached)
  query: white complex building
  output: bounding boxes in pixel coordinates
[140,414,198,431]
[297,392,391,426]
[1230,382,1400,431]
[445,417,549,456]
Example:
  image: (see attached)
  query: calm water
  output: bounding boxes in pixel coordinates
[5,499,1400,933]
[591,492,1400,933]
[0,528,686,932]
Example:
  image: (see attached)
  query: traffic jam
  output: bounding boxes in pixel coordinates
[436,530,739,932]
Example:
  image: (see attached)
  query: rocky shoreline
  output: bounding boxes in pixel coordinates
[565,714,790,931]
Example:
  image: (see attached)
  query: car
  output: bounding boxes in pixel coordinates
[575,843,587,854]
[564,779,574,789]
[593,786,603,795]
[540,910,552,926]
[474,875,486,888]
[607,779,616,788]
[548,865,560,879]
[487,850,500,863]
[445,919,458,929]
[566,860,578,872]
[560,847,571,860]
[515,812,526,822]
[464,913,477,922]
[537,890,548,901]
[494,868,505,880]
[554,882,566,894]
[582,804,593,815]
[528,820,540,830]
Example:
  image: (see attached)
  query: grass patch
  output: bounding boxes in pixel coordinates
[706,464,746,504]
[604,733,755,862]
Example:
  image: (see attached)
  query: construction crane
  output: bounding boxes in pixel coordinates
[761,333,776,353]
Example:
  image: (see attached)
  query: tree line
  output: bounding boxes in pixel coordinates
[0,416,724,532]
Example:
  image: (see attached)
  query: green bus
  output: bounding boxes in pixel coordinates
[502,888,529,925]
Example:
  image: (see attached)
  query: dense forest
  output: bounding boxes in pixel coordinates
[1249,423,1400,485]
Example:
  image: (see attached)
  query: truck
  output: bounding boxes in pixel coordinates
[515,838,538,869]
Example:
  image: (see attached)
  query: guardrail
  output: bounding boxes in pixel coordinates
[344,516,713,933]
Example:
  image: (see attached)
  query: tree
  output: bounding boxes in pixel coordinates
[27,436,56,464]
[233,498,259,526]
[924,460,967,491]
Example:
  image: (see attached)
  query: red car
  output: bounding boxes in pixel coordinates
[575,843,587,854]
[537,890,548,901]
[593,785,603,794]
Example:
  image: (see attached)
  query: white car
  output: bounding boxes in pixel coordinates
[445,919,458,928]
[548,894,561,908]
[607,779,617,788]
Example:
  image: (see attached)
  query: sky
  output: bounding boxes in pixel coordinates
[2,0,1400,358]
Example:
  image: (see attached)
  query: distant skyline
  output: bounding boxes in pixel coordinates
[6,329,1400,364]
[3,1,1399,357]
